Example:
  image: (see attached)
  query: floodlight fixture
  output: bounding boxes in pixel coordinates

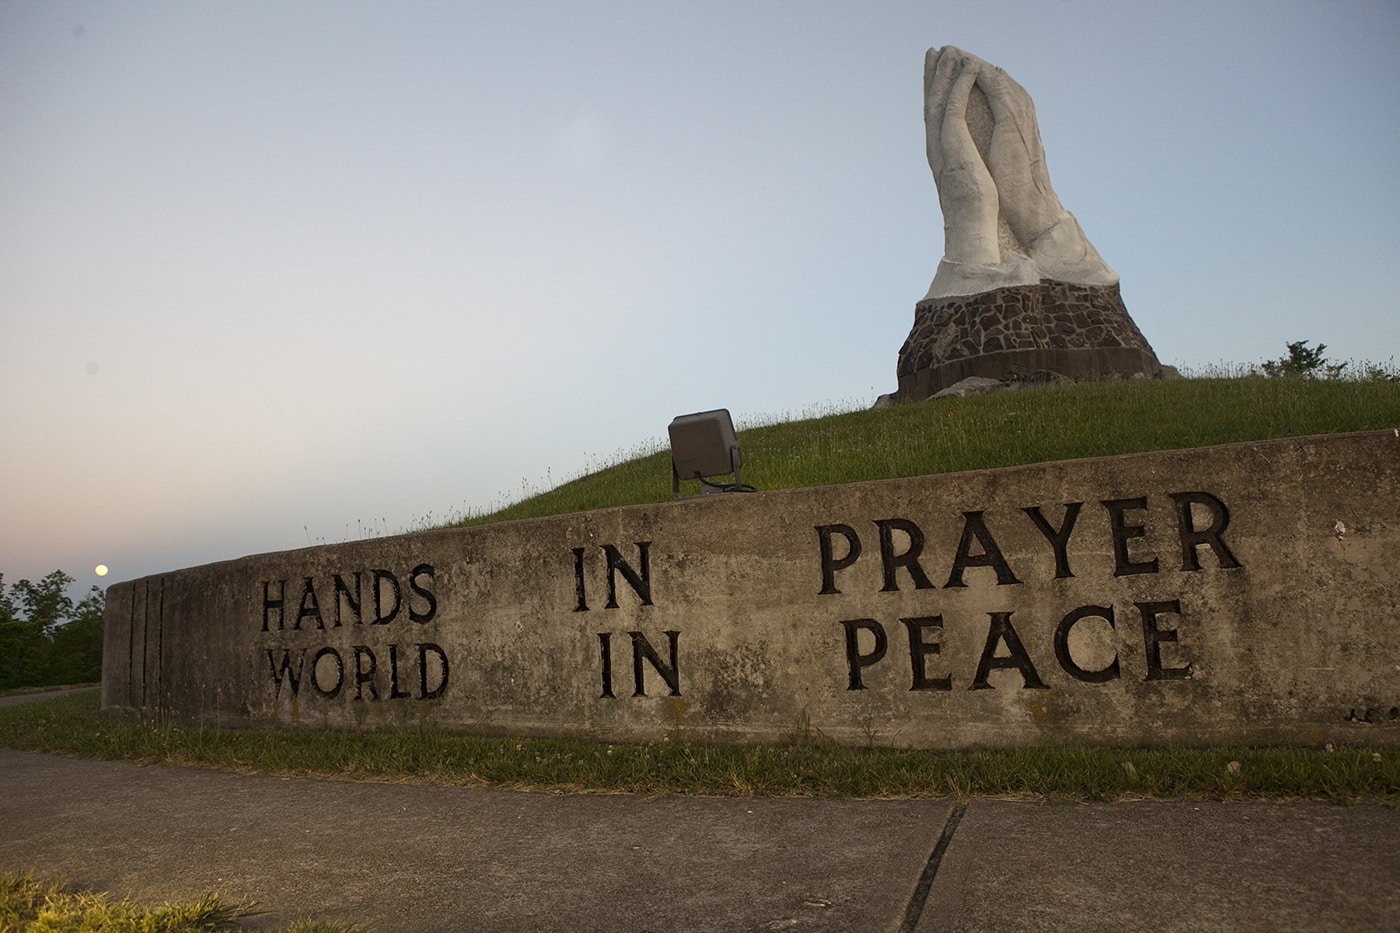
[668,408,752,499]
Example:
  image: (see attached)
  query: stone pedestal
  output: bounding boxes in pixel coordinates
[896,280,1161,402]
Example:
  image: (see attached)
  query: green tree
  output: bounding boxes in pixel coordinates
[0,570,105,690]
[1260,340,1347,379]
[48,586,105,685]
[0,577,18,688]
[0,573,57,689]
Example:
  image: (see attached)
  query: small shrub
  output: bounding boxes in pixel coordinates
[1260,340,1347,380]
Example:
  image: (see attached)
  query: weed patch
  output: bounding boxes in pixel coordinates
[0,871,362,932]
[1,691,1395,805]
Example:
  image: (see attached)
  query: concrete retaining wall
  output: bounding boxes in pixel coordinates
[103,430,1400,749]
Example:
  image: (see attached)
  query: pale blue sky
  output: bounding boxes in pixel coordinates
[2,0,1398,592]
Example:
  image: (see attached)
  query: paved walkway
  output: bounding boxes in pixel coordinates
[0,686,99,709]
[1,702,1397,931]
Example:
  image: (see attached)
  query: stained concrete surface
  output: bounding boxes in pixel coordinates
[916,799,1400,932]
[0,748,941,932]
[2,744,1398,932]
[103,431,1400,754]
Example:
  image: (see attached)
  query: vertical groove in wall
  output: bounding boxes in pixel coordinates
[127,586,137,707]
[155,578,165,712]
[141,579,150,710]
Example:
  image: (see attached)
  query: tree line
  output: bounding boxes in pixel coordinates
[0,570,104,691]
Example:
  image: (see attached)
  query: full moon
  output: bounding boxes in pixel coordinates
[95,564,108,577]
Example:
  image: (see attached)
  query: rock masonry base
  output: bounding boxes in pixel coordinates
[898,280,1161,401]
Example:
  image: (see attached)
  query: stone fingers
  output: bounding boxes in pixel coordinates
[940,56,979,124]
[981,66,1065,247]
[937,57,1000,265]
[924,46,960,173]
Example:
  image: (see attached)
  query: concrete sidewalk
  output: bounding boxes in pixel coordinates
[2,748,1397,932]
[0,686,100,709]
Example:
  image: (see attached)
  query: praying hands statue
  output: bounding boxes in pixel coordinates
[923,46,1118,301]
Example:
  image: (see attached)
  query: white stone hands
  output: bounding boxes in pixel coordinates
[923,46,1117,301]
[925,50,1000,268]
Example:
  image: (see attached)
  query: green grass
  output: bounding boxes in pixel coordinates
[453,377,1400,526]
[2,690,1395,805]
[0,871,360,932]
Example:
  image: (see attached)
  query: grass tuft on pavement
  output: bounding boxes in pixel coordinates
[0,870,363,933]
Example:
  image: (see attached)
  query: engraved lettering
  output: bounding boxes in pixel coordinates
[841,619,888,690]
[970,612,1046,689]
[371,570,401,625]
[946,511,1021,587]
[332,573,361,627]
[629,630,679,696]
[1023,502,1083,579]
[816,524,861,595]
[262,580,286,632]
[598,632,615,698]
[408,563,437,623]
[573,547,589,611]
[605,543,653,608]
[1054,605,1120,683]
[310,646,344,698]
[353,645,379,700]
[267,648,304,698]
[388,644,410,699]
[876,518,935,592]
[295,577,324,631]
[1104,498,1159,576]
[417,643,449,699]
[1139,599,1191,681]
[903,615,951,691]
[1170,491,1241,572]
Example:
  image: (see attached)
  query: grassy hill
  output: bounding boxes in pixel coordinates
[455,376,1400,528]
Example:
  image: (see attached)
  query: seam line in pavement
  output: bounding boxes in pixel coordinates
[896,801,967,933]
